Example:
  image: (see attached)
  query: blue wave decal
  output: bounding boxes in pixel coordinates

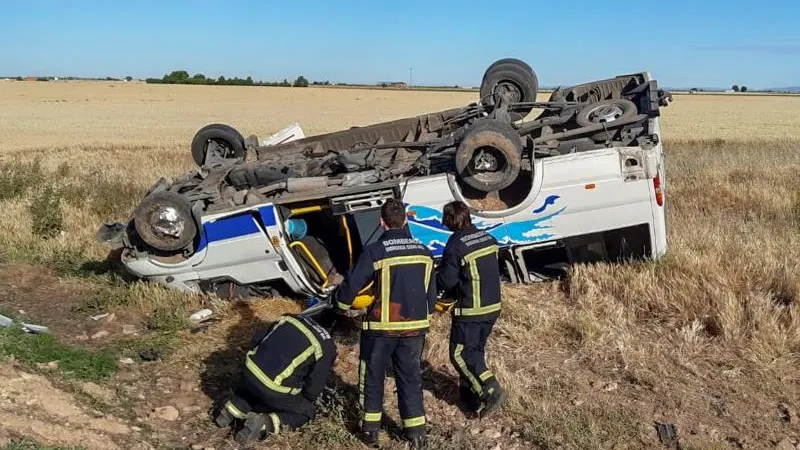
[406,195,565,256]
[533,195,559,213]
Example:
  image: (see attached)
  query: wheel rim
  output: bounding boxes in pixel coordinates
[492,81,523,104]
[206,138,236,159]
[586,103,625,123]
[152,206,185,238]
[468,146,507,183]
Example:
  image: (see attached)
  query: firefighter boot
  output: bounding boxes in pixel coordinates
[214,407,234,428]
[479,385,507,419]
[234,412,270,444]
[458,383,480,413]
[360,430,380,449]
[407,435,427,450]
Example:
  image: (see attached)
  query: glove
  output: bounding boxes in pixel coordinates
[434,300,455,313]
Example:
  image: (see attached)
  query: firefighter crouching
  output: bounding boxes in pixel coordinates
[332,198,436,450]
[435,200,507,418]
[214,312,338,444]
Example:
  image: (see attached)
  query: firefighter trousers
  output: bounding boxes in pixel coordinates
[223,371,316,433]
[358,334,426,438]
[448,319,500,402]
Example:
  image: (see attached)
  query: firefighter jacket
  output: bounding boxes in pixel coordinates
[435,225,502,322]
[334,228,436,337]
[244,314,337,402]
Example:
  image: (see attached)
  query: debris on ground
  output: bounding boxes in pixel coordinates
[91,330,110,339]
[189,309,213,322]
[151,405,180,422]
[655,422,678,446]
[0,313,50,334]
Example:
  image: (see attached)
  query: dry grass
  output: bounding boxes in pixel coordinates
[1,82,800,449]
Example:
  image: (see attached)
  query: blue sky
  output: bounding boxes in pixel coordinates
[1,0,799,89]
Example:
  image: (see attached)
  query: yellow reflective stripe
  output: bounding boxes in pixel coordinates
[337,301,351,311]
[274,346,316,385]
[358,280,374,295]
[373,255,432,269]
[284,316,323,360]
[372,255,433,324]
[454,303,501,317]
[381,264,390,323]
[469,258,481,309]
[245,351,301,395]
[362,319,429,331]
[269,413,281,434]
[225,401,246,419]
[363,412,382,422]
[461,245,498,265]
[403,416,426,428]
[454,344,482,394]
[423,259,432,291]
[479,370,494,381]
[358,359,366,409]
[460,245,497,311]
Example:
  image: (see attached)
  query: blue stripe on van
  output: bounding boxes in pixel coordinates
[205,214,261,242]
[194,204,277,253]
[258,205,277,227]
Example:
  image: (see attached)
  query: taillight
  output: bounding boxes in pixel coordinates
[653,175,664,206]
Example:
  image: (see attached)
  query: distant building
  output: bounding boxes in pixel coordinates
[378,81,408,88]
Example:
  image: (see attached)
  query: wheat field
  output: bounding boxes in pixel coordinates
[0,80,799,450]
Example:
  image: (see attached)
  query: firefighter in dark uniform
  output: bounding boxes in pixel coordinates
[435,200,507,418]
[332,198,436,450]
[213,312,338,444]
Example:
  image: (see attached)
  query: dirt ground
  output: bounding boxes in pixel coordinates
[2,258,799,450]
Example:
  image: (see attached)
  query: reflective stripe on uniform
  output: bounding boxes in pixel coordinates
[454,303,501,317]
[245,316,322,395]
[269,413,281,434]
[245,350,301,395]
[363,412,382,422]
[362,319,429,331]
[461,245,498,266]
[358,359,366,409]
[373,255,432,270]
[284,316,323,360]
[457,245,499,316]
[370,255,433,326]
[479,370,495,381]
[224,400,246,419]
[274,345,316,386]
[402,416,426,428]
[453,344,482,395]
[337,301,351,311]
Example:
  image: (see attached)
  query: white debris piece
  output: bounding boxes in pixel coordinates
[261,122,305,146]
[189,309,213,322]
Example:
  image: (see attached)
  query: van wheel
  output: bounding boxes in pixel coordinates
[133,191,197,252]
[479,58,539,122]
[455,120,522,192]
[191,124,246,167]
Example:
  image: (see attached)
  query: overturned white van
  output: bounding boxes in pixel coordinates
[97,58,671,304]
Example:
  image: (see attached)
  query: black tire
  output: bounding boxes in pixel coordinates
[479,58,539,122]
[191,124,246,167]
[133,191,197,252]
[575,99,638,127]
[455,119,523,192]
